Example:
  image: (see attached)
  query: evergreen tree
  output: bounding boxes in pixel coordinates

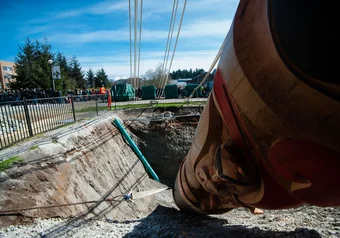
[55,52,75,92]
[86,68,95,88]
[36,39,55,90]
[55,52,69,73]
[95,68,109,88]
[193,68,205,77]
[11,38,54,90]
[11,39,37,89]
[169,68,206,79]
[69,56,85,89]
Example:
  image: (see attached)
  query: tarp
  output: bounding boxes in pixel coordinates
[185,84,202,98]
[208,81,214,91]
[164,84,178,99]
[141,85,156,100]
[111,83,135,101]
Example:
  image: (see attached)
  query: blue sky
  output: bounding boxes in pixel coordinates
[0,0,239,80]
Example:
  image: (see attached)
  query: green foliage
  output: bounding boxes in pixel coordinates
[55,52,76,91]
[11,38,54,90]
[74,101,203,112]
[69,56,85,89]
[55,52,69,72]
[74,105,109,113]
[95,68,110,88]
[170,68,205,79]
[86,68,95,88]
[0,156,23,172]
[29,145,39,150]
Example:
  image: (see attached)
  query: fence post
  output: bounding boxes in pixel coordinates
[114,95,117,110]
[70,96,76,121]
[23,98,33,137]
[95,95,99,116]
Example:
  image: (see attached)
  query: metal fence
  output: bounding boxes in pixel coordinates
[0,96,75,150]
[0,94,207,150]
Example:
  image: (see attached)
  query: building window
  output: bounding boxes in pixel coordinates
[4,73,12,79]
[3,66,12,72]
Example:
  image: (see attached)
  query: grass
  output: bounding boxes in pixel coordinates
[74,106,109,113]
[29,145,39,150]
[74,101,205,112]
[0,156,23,172]
[115,101,205,109]
[57,121,76,128]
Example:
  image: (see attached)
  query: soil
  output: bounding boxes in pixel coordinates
[127,115,199,187]
[0,107,339,238]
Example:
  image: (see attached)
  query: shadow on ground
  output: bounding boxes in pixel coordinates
[123,205,322,238]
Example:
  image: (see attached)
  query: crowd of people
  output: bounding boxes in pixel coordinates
[0,87,109,104]
[0,83,211,104]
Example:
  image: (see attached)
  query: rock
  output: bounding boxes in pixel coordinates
[0,172,10,182]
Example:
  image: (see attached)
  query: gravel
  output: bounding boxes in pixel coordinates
[0,199,340,238]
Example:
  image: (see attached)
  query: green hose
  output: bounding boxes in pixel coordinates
[113,118,160,182]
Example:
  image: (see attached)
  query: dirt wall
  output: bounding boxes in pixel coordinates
[128,118,198,187]
[0,115,170,226]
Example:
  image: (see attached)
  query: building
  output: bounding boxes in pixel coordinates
[190,72,214,86]
[0,60,16,90]
[169,78,191,87]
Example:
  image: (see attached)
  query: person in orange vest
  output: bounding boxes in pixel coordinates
[99,85,106,94]
[99,85,106,102]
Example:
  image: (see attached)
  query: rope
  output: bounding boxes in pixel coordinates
[0,195,127,214]
[160,0,187,98]
[157,0,179,98]
[188,34,227,98]
[0,187,170,215]
[174,35,227,109]
[134,0,138,90]
[129,0,133,83]
[137,0,143,89]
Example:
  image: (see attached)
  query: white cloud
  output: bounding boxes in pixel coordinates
[180,19,232,38]
[50,29,129,44]
[55,1,127,19]
[186,0,239,13]
[49,18,231,44]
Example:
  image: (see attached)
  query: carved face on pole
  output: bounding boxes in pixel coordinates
[173,0,340,214]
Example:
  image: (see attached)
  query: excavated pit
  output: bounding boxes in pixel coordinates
[0,106,202,226]
[127,111,200,187]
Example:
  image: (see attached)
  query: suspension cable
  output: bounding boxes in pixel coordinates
[137,0,143,89]
[160,0,187,97]
[128,0,132,83]
[0,196,126,214]
[133,0,138,91]
[188,35,227,98]
[157,0,179,98]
